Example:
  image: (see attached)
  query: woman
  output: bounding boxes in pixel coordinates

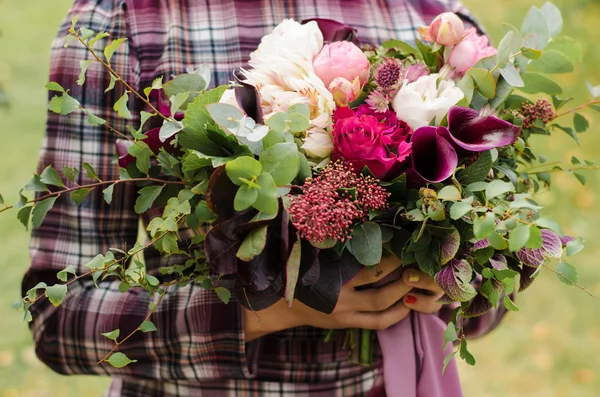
[23,0,506,395]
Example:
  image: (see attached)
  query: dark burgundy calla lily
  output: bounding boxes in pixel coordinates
[408,126,458,183]
[301,18,360,46]
[447,106,520,152]
[234,70,264,124]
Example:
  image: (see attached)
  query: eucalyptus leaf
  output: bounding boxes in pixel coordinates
[350,222,383,266]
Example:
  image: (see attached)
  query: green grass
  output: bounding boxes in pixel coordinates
[0,0,599,396]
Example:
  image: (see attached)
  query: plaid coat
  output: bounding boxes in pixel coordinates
[23,1,506,395]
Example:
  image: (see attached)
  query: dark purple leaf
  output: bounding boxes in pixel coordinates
[294,249,345,314]
[300,242,320,286]
[301,18,360,45]
[517,229,563,267]
[437,294,454,304]
[560,235,575,246]
[462,293,493,318]
[234,70,264,124]
[473,238,490,251]
[338,250,365,285]
[409,126,458,183]
[206,166,239,221]
[435,259,477,302]
[447,106,520,152]
[440,228,460,266]
[205,210,256,275]
[519,263,538,291]
[238,227,284,292]
[489,254,508,270]
[235,274,283,311]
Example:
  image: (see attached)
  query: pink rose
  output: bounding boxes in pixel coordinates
[354,105,412,144]
[313,41,370,91]
[418,12,465,47]
[447,28,498,75]
[332,108,412,180]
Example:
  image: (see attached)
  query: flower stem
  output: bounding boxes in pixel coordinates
[552,99,600,120]
[358,329,373,366]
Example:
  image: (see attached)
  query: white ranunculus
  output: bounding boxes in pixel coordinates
[392,74,464,130]
[302,129,334,159]
[244,20,324,91]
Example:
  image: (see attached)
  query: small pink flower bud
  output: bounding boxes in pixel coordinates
[419,12,465,47]
[329,77,361,107]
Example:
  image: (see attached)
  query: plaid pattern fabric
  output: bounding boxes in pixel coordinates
[23,0,506,396]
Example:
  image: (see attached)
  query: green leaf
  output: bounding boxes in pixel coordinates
[499,62,524,88]
[553,124,579,144]
[456,75,475,105]
[466,182,488,192]
[535,218,563,236]
[87,112,106,126]
[496,31,516,69]
[521,6,550,50]
[195,201,217,222]
[89,31,110,48]
[573,113,589,133]
[525,226,542,249]
[226,156,262,186]
[79,27,95,40]
[17,206,33,230]
[468,68,496,99]
[70,188,92,206]
[459,338,476,366]
[104,38,127,64]
[480,279,501,308]
[25,174,48,192]
[474,212,496,240]
[163,73,208,106]
[0,193,4,206]
[566,237,584,257]
[77,59,93,85]
[45,82,65,93]
[159,120,184,141]
[443,322,458,349]
[509,225,530,252]
[214,287,232,304]
[540,2,563,37]
[40,166,66,187]
[48,92,80,114]
[531,50,573,74]
[236,225,268,261]
[503,295,519,311]
[31,197,58,229]
[546,36,582,62]
[140,321,158,333]
[442,351,457,374]
[450,200,473,220]
[45,284,68,307]
[457,151,492,184]
[284,239,302,307]
[485,180,515,200]
[105,73,118,93]
[350,222,383,266]
[556,262,577,285]
[103,184,115,205]
[519,73,562,95]
[180,86,228,151]
[128,142,152,174]
[114,92,133,119]
[437,186,461,201]
[82,162,99,181]
[134,185,165,214]
[107,352,137,369]
[146,274,160,287]
[169,92,190,116]
[101,329,120,341]
[259,142,300,186]
[253,173,279,215]
[234,184,259,212]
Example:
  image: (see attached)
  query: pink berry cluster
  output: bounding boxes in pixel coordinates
[289,161,390,244]
[520,99,555,129]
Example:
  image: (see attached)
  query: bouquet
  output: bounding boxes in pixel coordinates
[6,2,597,370]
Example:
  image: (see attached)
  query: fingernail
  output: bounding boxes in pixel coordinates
[405,295,417,304]
[408,272,420,283]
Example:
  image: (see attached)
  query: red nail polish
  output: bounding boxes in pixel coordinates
[405,295,417,304]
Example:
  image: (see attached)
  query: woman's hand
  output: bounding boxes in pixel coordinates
[243,257,445,341]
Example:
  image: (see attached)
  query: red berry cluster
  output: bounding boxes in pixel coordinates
[520,99,555,129]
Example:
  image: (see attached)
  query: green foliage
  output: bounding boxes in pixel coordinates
[45,284,68,307]
[236,225,268,261]
[350,222,383,266]
[134,185,164,214]
[107,352,137,369]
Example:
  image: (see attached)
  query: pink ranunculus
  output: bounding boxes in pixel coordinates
[313,41,370,91]
[418,12,465,46]
[331,108,411,180]
[447,28,498,75]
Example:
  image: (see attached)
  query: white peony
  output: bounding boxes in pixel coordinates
[392,74,464,130]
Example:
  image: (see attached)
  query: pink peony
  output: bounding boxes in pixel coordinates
[418,12,465,46]
[331,107,412,180]
[313,41,370,91]
[447,28,498,75]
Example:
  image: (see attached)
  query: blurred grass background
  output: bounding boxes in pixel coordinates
[0,0,598,396]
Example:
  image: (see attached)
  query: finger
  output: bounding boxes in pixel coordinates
[403,293,443,314]
[349,255,402,287]
[340,277,413,312]
[402,269,443,294]
[348,301,411,330]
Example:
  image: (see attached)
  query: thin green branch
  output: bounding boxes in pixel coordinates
[553,99,600,120]
[542,264,595,297]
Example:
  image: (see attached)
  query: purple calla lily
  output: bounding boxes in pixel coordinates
[408,126,458,183]
[301,18,360,46]
[447,106,520,152]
